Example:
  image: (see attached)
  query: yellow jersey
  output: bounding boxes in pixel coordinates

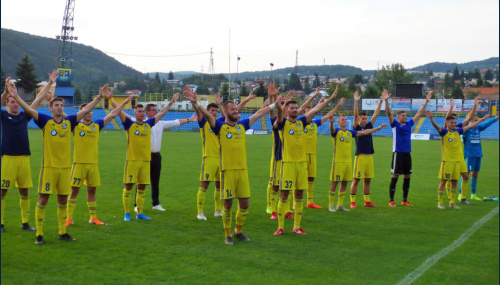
[439,128,464,161]
[303,117,322,154]
[278,117,308,163]
[73,120,104,164]
[123,117,155,161]
[213,118,250,171]
[199,117,220,158]
[331,128,358,163]
[34,113,78,168]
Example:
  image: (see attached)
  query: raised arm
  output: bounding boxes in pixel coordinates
[77,93,103,122]
[237,92,256,111]
[267,82,280,120]
[370,95,384,125]
[426,110,442,133]
[184,85,216,128]
[1,77,11,106]
[382,90,394,124]
[154,93,179,124]
[274,94,285,128]
[353,91,360,128]
[31,70,58,109]
[7,83,39,120]
[298,86,320,115]
[356,123,388,136]
[102,86,131,123]
[329,115,337,136]
[461,97,478,126]
[463,118,482,132]
[305,85,338,122]
[248,95,283,126]
[179,112,197,125]
[103,94,133,126]
[214,93,225,117]
[413,91,432,122]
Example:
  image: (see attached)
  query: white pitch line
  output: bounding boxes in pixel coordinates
[397,206,499,285]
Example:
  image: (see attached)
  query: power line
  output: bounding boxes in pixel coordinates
[103,51,210,58]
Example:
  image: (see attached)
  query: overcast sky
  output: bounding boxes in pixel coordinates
[2,0,499,74]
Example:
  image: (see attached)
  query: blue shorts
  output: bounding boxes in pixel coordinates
[466,157,481,172]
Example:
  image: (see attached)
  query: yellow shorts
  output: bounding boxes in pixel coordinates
[71,163,100,188]
[124,160,150,185]
[353,155,374,179]
[439,161,461,180]
[330,162,353,182]
[221,169,250,200]
[200,157,221,182]
[269,156,282,186]
[280,161,308,191]
[459,157,467,173]
[38,167,71,195]
[1,155,32,190]
[306,153,317,178]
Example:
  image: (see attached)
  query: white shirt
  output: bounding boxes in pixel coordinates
[131,117,181,153]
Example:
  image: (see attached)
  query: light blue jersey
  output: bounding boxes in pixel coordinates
[462,118,498,157]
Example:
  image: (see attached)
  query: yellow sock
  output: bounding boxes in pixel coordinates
[67,198,77,220]
[270,190,278,212]
[57,204,67,235]
[277,199,287,229]
[438,189,444,204]
[329,191,336,207]
[337,192,346,208]
[136,190,146,214]
[122,188,131,213]
[88,201,97,219]
[350,194,356,203]
[20,195,30,224]
[266,181,273,207]
[235,208,247,234]
[293,199,303,229]
[197,187,207,213]
[1,195,5,225]
[450,189,457,204]
[35,203,46,236]
[307,182,314,204]
[222,207,231,236]
[363,195,371,203]
[214,188,222,211]
[445,181,451,199]
[460,180,469,200]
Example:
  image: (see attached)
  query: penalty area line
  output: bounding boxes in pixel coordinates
[397,206,499,285]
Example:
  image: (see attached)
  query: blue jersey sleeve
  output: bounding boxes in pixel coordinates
[349,129,359,137]
[277,118,287,130]
[34,113,51,129]
[313,118,322,127]
[95,119,105,131]
[212,119,224,135]
[331,127,340,137]
[390,119,399,128]
[198,117,207,128]
[408,118,414,126]
[456,122,463,128]
[456,128,464,135]
[299,116,308,127]
[439,129,448,137]
[218,116,226,122]
[478,118,497,131]
[123,117,133,131]
[145,117,156,128]
[238,118,251,131]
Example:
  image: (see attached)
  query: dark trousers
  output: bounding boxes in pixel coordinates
[135,152,162,207]
[150,152,162,206]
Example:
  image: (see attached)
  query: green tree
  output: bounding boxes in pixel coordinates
[348,81,356,92]
[74,87,83,105]
[220,83,229,96]
[444,73,454,89]
[253,82,267,97]
[303,77,312,94]
[154,72,161,84]
[484,69,493,81]
[196,86,209,94]
[313,74,321,87]
[15,53,39,93]
[239,84,249,97]
[168,71,174,80]
[363,85,381,98]
[352,74,364,84]
[476,78,483,87]
[288,72,302,91]
[426,77,436,88]
[373,63,413,91]
[326,82,353,99]
[451,84,463,99]
[452,66,460,81]
[495,68,499,82]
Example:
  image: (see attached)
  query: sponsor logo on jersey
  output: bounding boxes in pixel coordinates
[448,138,453,142]
[135,130,140,135]
[226,133,233,139]
[51,130,57,136]
[340,137,344,142]
[79,131,85,137]
[304,128,308,133]
[289,129,294,135]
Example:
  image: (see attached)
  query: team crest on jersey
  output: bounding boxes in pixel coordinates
[347,133,351,137]
[226,133,233,139]
[311,125,315,129]
[51,130,57,136]
[62,123,68,129]
[79,131,85,137]
[91,125,96,131]
[289,129,294,135]
[297,122,301,128]
[209,128,213,133]
[135,130,140,135]
[236,126,241,132]
[304,129,308,133]
[340,137,344,142]
[144,125,148,130]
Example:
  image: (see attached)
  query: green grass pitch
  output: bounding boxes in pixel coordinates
[1,129,498,284]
